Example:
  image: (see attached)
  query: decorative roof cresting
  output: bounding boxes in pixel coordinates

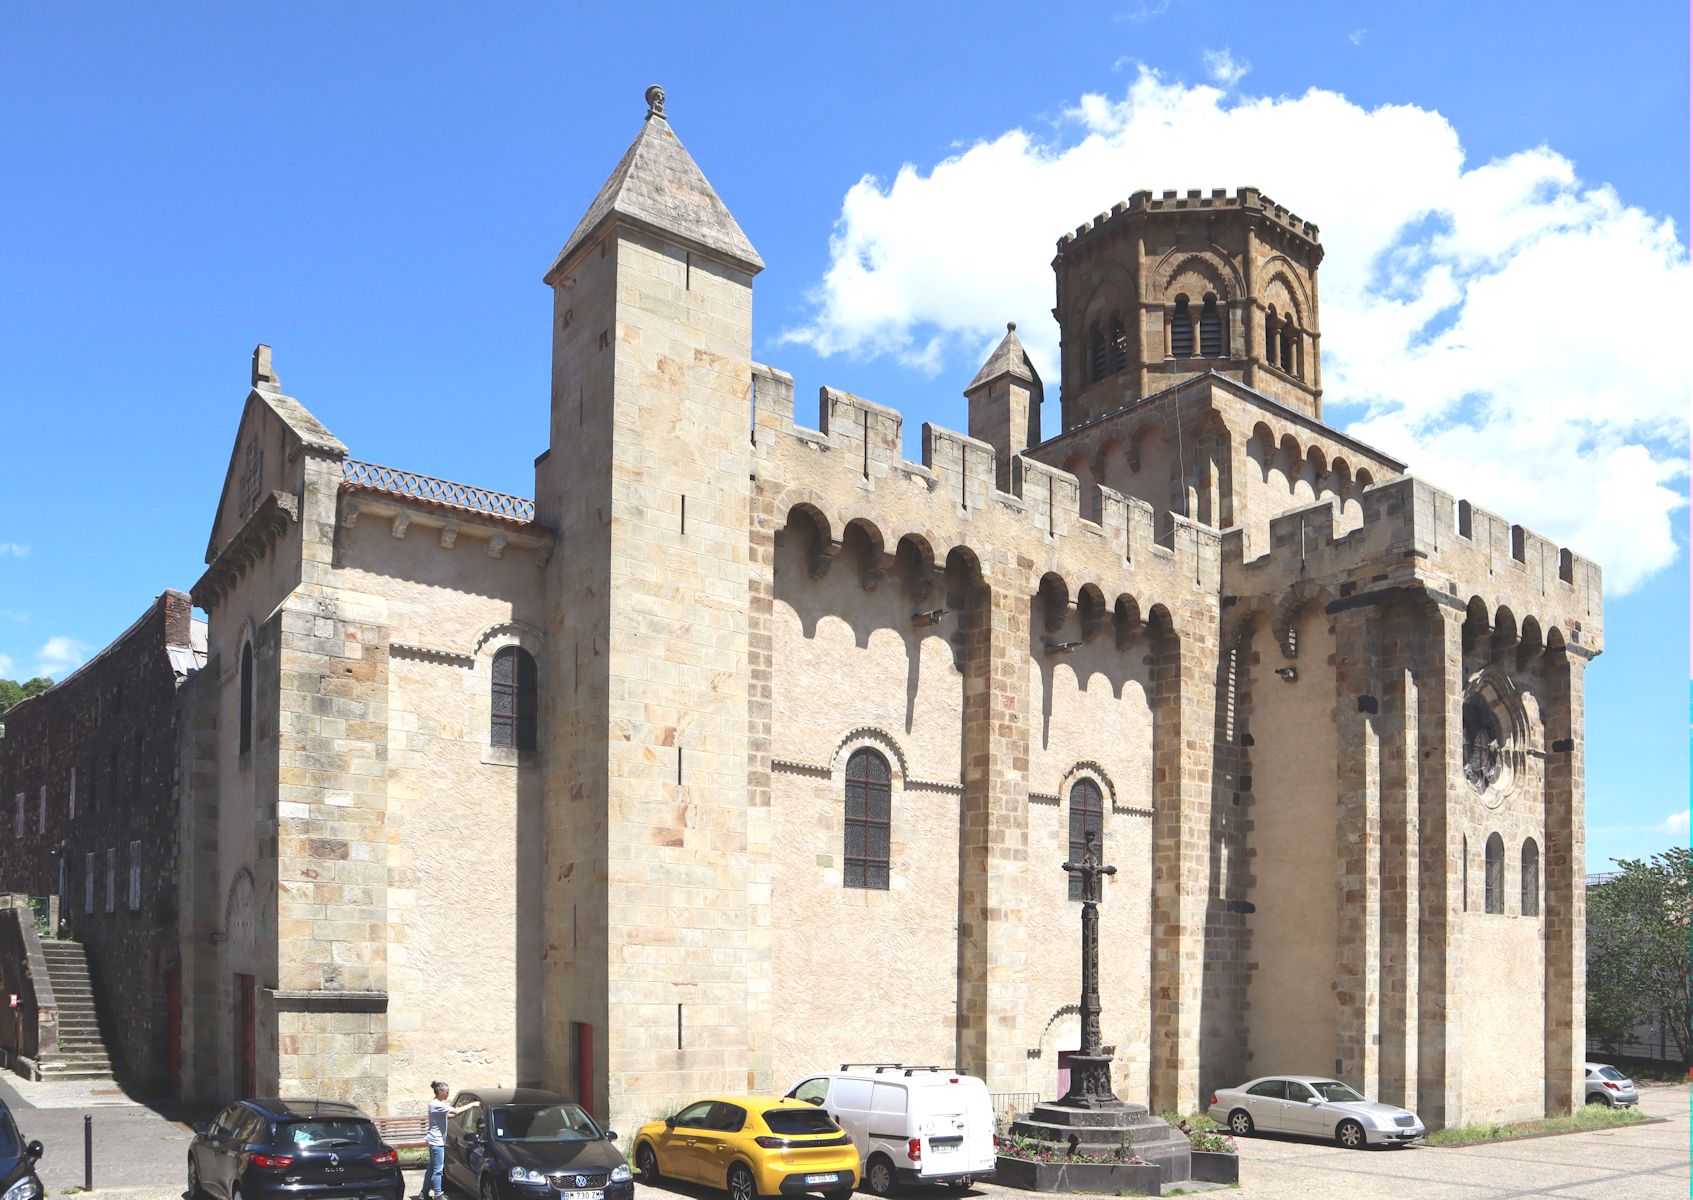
[342,460,537,524]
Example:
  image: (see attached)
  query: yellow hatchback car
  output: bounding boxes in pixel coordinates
[633,1096,859,1200]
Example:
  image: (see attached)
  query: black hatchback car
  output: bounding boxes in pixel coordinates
[0,1100,44,1200]
[443,1089,632,1200]
[188,1099,403,1200]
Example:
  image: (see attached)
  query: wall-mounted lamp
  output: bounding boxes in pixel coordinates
[1274,666,1298,682]
[910,609,949,627]
[1045,640,1083,656]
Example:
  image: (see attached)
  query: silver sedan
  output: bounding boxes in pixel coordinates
[1585,1062,1640,1107]
[1207,1076,1425,1148]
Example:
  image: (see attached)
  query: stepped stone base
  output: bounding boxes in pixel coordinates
[1009,1101,1191,1185]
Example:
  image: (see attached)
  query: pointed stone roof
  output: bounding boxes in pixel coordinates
[546,85,763,281]
[967,322,1042,393]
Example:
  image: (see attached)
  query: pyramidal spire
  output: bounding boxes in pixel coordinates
[968,321,1042,393]
[545,84,764,282]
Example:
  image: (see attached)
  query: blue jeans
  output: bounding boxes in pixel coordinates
[425,1144,445,1197]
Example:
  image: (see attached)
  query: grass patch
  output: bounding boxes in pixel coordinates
[395,1145,430,1169]
[1426,1104,1650,1147]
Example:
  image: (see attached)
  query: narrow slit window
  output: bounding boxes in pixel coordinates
[1521,838,1540,917]
[238,640,254,755]
[1484,833,1504,914]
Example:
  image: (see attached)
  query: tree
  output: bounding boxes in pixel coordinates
[1587,847,1692,1064]
[0,677,55,714]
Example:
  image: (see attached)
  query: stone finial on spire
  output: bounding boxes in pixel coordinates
[645,84,666,121]
[252,343,281,391]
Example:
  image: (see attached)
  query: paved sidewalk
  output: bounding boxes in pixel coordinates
[0,1071,197,1194]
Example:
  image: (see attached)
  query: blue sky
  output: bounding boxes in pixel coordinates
[1,2,1686,870]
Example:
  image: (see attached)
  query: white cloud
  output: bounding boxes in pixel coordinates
[1202,48,1250,88]
[1348,28,1367,46]
[782,69,1690,594]
[35,636,90,680]
[0,543,29,558]
[1656,809,1690,838]
[1114,0,1175,23]
[0,652,13,677]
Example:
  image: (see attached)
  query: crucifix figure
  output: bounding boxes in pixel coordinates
[1058,828,1121,1107]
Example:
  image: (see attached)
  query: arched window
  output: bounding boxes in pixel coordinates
[1279,320,1295,374]
[1521,838,1540,916]
[238,641,254,756]
[1089,325,1107,382]
[1170,296,1194,358]
[844,748,891,890]
[1108,317,1128,374]
[1067,779,1104,901]
[1199,295,1223,357]
[1484,833,1504,914]
[491,646,538,752]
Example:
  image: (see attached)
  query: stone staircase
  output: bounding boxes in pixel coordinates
[38,939,116,1082]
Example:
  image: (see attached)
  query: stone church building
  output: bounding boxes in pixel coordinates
[30,87,1608,1132]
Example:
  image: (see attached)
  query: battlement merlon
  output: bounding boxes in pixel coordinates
[1224,475,1604,654]
[1054,186,1322,262]
[750,363,1219,591]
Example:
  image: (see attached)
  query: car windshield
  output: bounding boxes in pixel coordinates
[282,1120,379,1149]
[492,1104,603,1143]
[1598,1067,1627,1082]
[1311,1081,1366,1103]
[762,1109,840,1136]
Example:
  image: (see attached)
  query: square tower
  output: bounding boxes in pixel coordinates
[534,85,764,1133]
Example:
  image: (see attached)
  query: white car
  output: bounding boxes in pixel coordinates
[1207,1076,1425,1149]
[784,1066,996,1194]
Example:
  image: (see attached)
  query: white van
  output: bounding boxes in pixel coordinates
[783,1066,996,1195]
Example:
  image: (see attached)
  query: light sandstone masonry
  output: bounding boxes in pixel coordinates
[157,96,1601,1137]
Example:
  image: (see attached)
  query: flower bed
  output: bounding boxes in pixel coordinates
[992,1134,1148,1166]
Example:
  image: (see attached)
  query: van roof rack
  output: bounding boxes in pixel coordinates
[901,1066,949,1075]
[839,1062,904,1072]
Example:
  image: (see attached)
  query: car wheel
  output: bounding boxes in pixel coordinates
[636,1144,662,1185]
[187,1154,204,1200]
[727,1163,758,1200]
[1227,1110,1254,1137]
[1336,1120,1367,1150]
[481,1175,500,1200]
[863,1155,896,1197]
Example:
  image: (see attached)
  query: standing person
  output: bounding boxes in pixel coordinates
[421,1081,477,1200]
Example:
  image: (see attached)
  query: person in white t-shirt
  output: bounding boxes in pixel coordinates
[420,1080,478,1200]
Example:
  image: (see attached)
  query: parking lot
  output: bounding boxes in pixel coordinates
[0,1074,1684,1200]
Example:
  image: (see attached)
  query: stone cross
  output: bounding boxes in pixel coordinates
[1059,829,1120,1107]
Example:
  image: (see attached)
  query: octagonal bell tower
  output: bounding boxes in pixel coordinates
[1052,187,1323,431]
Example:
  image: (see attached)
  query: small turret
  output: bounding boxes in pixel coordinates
[965,322,1043,490]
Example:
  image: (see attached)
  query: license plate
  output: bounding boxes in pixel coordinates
[930,1144,955,1154]
[803,1174,839,1185]
[562,1192,603,1200]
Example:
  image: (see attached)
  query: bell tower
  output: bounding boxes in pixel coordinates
[1051,187,1324,431]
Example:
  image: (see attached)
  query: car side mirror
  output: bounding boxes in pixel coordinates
[1307,1098,1322,1105]
[604,1130,618,1141]
[25,1141,43,1161]
[664,1116,676,1129]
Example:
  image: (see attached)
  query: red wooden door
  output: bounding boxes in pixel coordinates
[235,974,256,1097]
[164,968,181,1095]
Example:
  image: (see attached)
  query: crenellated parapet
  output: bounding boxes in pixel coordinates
[1056,186,1321,258]
[1222,475,1603,655]
[752,363,1219,624]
